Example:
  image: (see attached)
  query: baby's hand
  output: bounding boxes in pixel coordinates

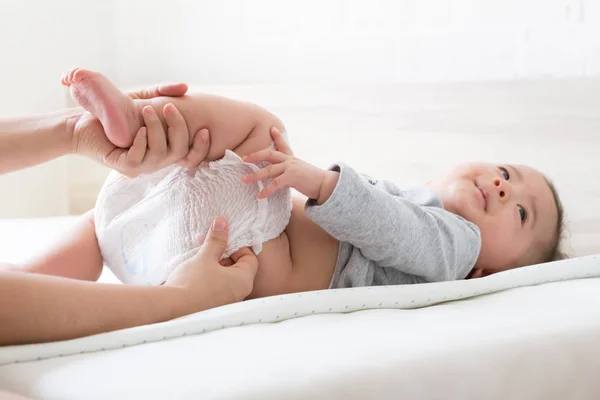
[242,127,336,203]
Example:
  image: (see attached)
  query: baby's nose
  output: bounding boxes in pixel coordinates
[492,177,511,203]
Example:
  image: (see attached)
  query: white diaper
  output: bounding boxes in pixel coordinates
[94,149,292,285]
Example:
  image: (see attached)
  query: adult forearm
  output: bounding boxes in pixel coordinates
[0,271,185,345]
[0,108,81,175]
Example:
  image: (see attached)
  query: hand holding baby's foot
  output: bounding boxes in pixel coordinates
[72,82,211,177]
[103,106,211,177]
[62,68,139,148]
[165,217,258,313]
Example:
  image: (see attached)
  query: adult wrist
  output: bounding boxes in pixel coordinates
[62,109,85,155]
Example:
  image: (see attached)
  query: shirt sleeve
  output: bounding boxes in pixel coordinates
[305,163,481,282]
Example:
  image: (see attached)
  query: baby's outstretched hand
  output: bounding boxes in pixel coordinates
[242,127,338,204]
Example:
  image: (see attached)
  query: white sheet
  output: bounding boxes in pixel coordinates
[1,218,600,399]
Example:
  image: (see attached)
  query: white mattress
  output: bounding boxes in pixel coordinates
[1,217,600,399]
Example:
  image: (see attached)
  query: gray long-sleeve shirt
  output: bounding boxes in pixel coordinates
[305,164,481,288]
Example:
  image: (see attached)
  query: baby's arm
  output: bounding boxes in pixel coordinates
[144,93,286,162]
[10,210,103,281]
[304,164,481,282]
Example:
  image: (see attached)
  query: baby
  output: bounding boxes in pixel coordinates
[38,68,567,299]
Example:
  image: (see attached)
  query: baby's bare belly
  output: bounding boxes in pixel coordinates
[246,195,339,299]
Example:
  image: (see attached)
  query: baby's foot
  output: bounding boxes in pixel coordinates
[62,68,139,148]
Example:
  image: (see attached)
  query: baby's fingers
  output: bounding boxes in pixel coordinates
[242,163,286,184]
[242,148,287,164]
[270,127,293,156]
[257,175,287,199]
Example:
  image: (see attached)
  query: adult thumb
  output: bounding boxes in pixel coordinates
[199,216,229,260]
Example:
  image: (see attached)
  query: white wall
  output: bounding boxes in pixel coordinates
[1,0,600,217]
[114,0,600,85]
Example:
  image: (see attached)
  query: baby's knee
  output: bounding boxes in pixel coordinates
[234,114,287,158]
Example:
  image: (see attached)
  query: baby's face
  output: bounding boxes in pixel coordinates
[427,162,558,275]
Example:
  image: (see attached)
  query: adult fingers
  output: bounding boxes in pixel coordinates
[197,217,229,261]
[177,128,211,169]
[163,103,189,159]
[125,127,148,166]
[142,106,168,161]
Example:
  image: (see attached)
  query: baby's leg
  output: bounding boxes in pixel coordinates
[14,210,103,281]
[146,93,286,161]
[62,68,285,158]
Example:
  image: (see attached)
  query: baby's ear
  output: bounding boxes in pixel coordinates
[466,268,491,279]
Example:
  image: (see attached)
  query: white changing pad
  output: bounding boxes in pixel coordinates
[1,254,599,366]
[1,256,600,399]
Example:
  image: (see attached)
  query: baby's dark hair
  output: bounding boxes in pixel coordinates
[539,178,568,263]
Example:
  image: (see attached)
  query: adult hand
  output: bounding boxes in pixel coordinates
[165,217,259,312]
[70,83,211,177]
[0,217,256,346]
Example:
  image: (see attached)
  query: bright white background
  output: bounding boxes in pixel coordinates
[0,0,599,230]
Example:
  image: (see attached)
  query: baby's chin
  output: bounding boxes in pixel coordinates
[453,209,477,225]
[454,185,486,219]
[442,196,477,223]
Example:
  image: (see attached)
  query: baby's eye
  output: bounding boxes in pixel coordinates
[499,167,510,180]
[518,205,528,223]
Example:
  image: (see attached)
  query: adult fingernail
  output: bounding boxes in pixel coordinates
[213,217,227,232]
[201,129,209,143]
[143,106,155,116]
